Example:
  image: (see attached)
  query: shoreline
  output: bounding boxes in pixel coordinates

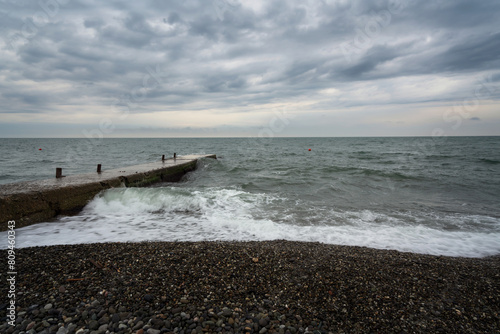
[0,155,216,231]
[2,240,499,333]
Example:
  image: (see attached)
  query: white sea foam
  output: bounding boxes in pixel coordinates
[2,187,500,258]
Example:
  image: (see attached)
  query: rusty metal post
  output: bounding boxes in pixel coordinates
[162,155,165,161]
[56,168,62,178]
[97,164,102,173]
[174,153,176,159]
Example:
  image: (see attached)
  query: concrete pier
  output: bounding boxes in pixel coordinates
[0,154,216,231]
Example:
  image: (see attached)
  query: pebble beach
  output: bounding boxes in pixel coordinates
[1,240,499,333]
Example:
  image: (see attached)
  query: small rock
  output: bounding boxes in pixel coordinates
[28,304,39,312]
[144,294,154,302]
[151,318,164,328]
[147,329,160,334]
[44,304,53,310]
[171,307,182,314]
[88,320,99,330]
[57,327,68,334]
[132,321,144,330]
[111,313,120,323]
[20,319,30,331]
[67,324,78,334]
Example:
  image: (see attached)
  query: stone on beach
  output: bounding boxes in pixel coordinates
[1,240,499,333]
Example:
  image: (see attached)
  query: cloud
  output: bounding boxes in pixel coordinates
[0,0,499,137]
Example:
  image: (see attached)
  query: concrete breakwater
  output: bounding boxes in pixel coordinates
[0,154,216,231]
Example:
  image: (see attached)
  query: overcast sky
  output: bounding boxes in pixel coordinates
[1,0,499,137]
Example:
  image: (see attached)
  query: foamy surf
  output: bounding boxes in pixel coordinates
[2,187,500,258]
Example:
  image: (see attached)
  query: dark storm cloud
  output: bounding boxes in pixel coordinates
[203,74,248,92]
[83,18,104,29]
[0,0,499,135]
[435,33,500,72]
[165,12,182,25]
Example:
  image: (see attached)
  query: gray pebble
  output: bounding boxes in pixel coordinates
[88,320,99,330]
[67,324,78,334]
[147,329,161,334]
[111,313,120,323]
[132,320,144,330]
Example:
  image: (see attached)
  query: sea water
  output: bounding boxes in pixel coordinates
[1,137,499,257]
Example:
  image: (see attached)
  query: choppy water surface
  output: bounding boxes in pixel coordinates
[1,137,499,257]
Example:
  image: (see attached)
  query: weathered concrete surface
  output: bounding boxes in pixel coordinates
[0,154,216,231]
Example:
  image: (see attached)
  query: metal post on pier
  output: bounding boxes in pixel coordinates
[97,164,102,173]
[56,168,63,178]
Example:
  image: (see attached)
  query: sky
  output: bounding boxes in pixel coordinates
[0,0,499,138]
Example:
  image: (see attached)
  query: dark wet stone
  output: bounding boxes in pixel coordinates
[111,313,120,323]
[132,321,144,330]
[88,320,99,330]
[259,318,268,327]
[171,307,182,314]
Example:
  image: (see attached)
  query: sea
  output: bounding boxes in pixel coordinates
[1,137,499,258]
